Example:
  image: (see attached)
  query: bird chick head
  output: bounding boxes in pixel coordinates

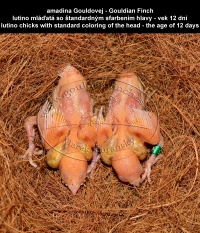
[59,153,88,195]
[111,149,143,186]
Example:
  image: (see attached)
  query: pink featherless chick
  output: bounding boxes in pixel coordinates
[97,71,164,186]
[22,65,98,195]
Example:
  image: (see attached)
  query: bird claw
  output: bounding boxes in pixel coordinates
[140,153,163,184]
[141,162,152,183]
[20,147,43,168]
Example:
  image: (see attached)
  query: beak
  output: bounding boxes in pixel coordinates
[129,177,141,186]
[68,183,81,195]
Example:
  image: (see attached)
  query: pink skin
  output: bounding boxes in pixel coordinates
[141,136,164,183]
[22,65,98,195]
[111,138,164,186]
[111,150,143,186]
[59,154,88,195]
[86,146,100,178]
[97,72,164,185]
[22,116,98,194]
[21,116,43,167]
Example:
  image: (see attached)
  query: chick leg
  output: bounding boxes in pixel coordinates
[87,146,99,178]
[21,116,43,167]
[140,153,163,183]
[141,136,164,183]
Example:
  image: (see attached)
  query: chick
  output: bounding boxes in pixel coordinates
[22,65,97,194]
[97,72,163,186]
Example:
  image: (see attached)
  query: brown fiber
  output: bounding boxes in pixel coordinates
[0,33,200,232]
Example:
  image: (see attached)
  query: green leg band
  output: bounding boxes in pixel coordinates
[150,145,162,156]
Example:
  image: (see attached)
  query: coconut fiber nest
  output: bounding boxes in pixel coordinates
[0,33,200,233]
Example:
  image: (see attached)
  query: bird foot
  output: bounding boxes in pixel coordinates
[140,153,163,183]
[20,147,43,168]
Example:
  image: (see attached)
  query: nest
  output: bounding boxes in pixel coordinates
[0,33,200,232]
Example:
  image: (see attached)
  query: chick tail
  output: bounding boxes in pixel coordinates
[68,183,81,195]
